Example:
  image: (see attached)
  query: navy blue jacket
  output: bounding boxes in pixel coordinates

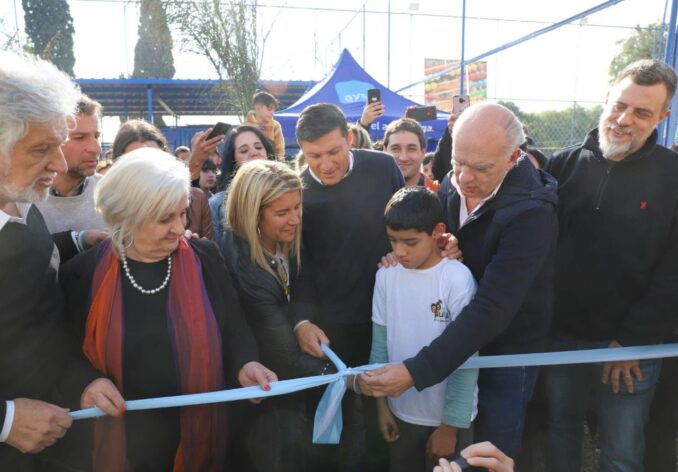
[545,129,678,346]
[404,157,558,390]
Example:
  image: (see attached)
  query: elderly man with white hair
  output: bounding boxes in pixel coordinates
[0,52,125,470]
[361,103,559,460]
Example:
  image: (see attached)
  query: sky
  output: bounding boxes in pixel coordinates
[0,0,671,131]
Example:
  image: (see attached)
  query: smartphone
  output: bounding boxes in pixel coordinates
[205,122,232,141]
[452,95,471,114]
[367,88,381,105]
[406,105,437,122]
[451,457,470,470]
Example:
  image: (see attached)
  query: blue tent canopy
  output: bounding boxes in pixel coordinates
[276,49,449,150]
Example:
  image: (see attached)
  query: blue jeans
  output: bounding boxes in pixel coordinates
[474,366,538,461]
[544,332,660,472]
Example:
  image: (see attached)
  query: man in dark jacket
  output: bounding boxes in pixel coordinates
[291,103,404,470]
[0,52,124,470]
[543,59,678,472]
[362,103,558,460]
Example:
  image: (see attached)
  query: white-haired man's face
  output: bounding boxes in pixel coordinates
[0,122,68,204]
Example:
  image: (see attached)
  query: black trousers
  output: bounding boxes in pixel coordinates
[388,416,473,472]
[305,320,389,472]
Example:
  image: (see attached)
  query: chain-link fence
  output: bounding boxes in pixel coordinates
[0,0,671,152]
[499,100,604,155]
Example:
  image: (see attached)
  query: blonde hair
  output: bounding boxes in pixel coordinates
[227,160,302,277]
[95,147,190,254]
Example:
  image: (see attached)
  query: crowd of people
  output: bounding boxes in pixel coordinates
[1,49,677,472]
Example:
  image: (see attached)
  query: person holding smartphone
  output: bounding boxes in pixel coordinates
[358,89,385,130]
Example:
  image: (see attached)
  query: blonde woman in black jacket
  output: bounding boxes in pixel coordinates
[221,160,334,472]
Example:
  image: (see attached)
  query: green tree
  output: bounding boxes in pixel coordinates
[609,22,666,82]
[21,0,75,75]
[526,104,603,152]
[133,0,175,79]
[498,100,527,122]
[166,0,272,118]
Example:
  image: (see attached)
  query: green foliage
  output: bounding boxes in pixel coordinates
[166,0,270,118]
[21,0,75,75]
[133,0,175,79]
[499,100,603,154]
[609,22,666,83]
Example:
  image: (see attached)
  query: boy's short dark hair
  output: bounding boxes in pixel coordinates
[423,152,435,166]
[253,90,278,109]
[296,103,348,143]
[201,158,217,172]
[384,187,443,235]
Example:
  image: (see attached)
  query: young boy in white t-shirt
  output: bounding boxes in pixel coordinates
[370,186,478,472]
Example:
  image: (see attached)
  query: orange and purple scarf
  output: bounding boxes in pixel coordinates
[83,238,225,472]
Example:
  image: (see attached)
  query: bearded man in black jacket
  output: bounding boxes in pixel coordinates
[361,103,559,461]
[543,59,678,472]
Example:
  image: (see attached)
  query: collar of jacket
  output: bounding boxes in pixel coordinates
[444,155,558,224]
[226,229,292,297]
[582,128,659,164]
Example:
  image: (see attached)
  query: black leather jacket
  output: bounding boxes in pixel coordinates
[221,229,334,380]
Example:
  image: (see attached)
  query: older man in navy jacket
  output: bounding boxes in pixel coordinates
[361,103,558,460]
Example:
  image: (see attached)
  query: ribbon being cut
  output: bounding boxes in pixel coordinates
[71,342,678,444]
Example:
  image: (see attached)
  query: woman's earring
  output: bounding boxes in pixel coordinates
[124,234,134,249]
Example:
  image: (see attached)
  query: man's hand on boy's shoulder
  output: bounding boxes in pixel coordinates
[439,233,462,261]
[427,423,459,461]
[378,251,399,269]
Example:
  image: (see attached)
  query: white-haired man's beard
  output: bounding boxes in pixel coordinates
[598,116,641,160]
[0,168,55,204]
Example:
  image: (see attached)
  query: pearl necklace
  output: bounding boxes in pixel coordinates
[121,250,172,295]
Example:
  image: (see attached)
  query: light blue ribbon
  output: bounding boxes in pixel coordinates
[71,342,678,444]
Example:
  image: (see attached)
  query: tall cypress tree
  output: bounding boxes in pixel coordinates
[22,0,76,75]
[133,0,175,79]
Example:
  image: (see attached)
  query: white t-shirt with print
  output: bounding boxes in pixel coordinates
[372,258,477,427]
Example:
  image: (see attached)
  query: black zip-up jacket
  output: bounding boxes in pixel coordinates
[404,157,559,390]
[544,128,678,346]
[432,126,453,182]
[221,230,332,380]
